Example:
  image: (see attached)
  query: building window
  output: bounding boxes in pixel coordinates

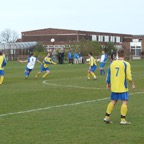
[105,36,109,42]
[92,35,96,41]
[116,37,120,42]
[130,41,142,56]
[98,35,101,42]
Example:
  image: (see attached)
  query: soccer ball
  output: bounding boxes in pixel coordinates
[50,38,55,42]
[86,58,90,62]
[97,59,100,62]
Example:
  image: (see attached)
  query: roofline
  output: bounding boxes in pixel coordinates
[21,28,133,37]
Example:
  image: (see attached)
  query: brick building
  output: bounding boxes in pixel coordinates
[21,28,144,58]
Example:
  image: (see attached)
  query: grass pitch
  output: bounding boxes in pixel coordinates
[0,60,143,144]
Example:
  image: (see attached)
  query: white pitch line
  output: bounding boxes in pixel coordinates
[43,80,106,90]
[0,97,109,118]
[0,92,143,118]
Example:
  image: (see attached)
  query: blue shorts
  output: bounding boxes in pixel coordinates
[40,65,50,72]
[90,65,97,72]
[0,70,4,76]
[111,92,129,101]
[100,62,106,68]
[25,67,33,72]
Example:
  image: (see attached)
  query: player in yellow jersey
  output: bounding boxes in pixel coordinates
[104,48,135,125]
[35,52,56,78]
[0,51,7,85]
[87,52,97,80]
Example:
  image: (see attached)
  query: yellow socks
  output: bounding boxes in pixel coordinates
[121,104,127,122]
[42,73,48,78]
[88,72,96,79]
[0,76,4,84]
[35,72,41,78]
[105,102,114,119]
[87,73,90,79]
[91,72,96,78]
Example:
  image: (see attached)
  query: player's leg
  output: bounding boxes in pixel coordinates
[90,65,97,79]
[24,67,30,78]
[104,100,116,123]
[102,64,106,75]
[0,70,4,84]
[87,69,91,80]
[104,93,118,123]
[35,65,43,78]
[120,93,131,125]
[35,71,42,78]
[120,101,128,123]
[100,63,103,75]
[0,76,4,84]
[100,63,105,75]
[42,70,50,78]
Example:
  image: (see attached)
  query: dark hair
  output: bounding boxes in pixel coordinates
[117,48,125,57]
[89,52,93,56]
[29,52,34,57]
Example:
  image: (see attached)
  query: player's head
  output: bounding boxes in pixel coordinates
[0,51,2,55]
[89,52,93,56]
[117,48,125,57]
[102,50,105,54]
[47,52,51,57]
[29,52,34,57]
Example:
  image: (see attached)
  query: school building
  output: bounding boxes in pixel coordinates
[20,28,144,58]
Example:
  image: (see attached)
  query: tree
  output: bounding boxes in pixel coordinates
[78,39,101,56]
[105,42,117,55]
[0,29,19,43]
[34,43,47,57]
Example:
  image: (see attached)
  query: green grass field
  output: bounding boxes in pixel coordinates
[0,60,144,144]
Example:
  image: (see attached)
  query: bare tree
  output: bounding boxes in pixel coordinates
[0,29,19,43]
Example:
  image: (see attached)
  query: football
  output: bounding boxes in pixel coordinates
[97,59,100,62]
[86,58,90,62]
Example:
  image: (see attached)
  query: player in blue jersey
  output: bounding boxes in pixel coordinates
[19,52,41,79]
[100,50,107,75]
[0,51,7,85]
[87,52,97,80]
[104,48,135,125]
[35,52,56,79]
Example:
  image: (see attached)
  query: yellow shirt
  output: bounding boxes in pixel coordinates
[89,56,96,66]
[106,60,133,92]
[0,56,6,70]
[43,57,55,68]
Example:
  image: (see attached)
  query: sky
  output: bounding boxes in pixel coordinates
[0,0,144,38]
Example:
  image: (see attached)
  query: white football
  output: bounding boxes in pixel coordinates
[86,58,90,62]
[97,59,100,62]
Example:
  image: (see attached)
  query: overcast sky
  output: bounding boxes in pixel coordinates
[0,0,144,37]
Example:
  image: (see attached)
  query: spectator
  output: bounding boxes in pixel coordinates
[67,51,73,64]
[51,48,57,62]
[58,49,64,64]
[78,52,83,64]
[73,52,79,64]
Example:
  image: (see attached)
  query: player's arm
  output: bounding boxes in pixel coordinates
[130,80,135,89]
[37,59,42,64]
[126,63,135,89]
[106,67,111,89]
[19,60,27,63]
[50,58,57,65]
